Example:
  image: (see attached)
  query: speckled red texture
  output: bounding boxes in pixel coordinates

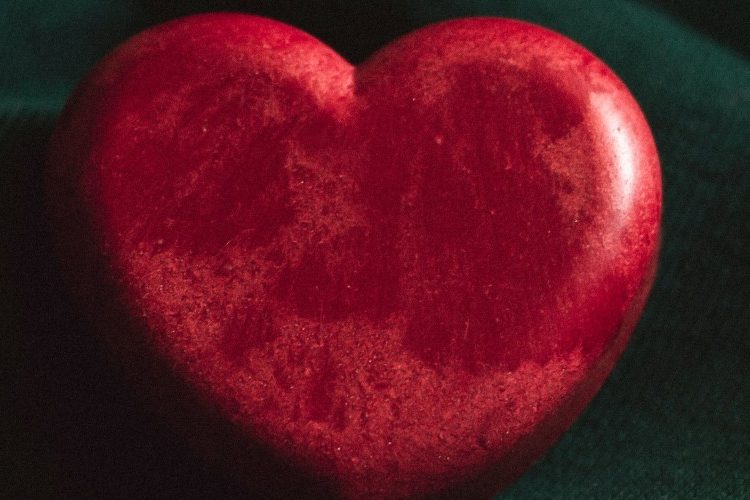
[47,14,661,499]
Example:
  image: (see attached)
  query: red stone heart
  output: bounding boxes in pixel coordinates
[47,13,661,499]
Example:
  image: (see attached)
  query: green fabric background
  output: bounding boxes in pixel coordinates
[3,0,748,498]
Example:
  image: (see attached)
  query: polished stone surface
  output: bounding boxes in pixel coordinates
[47,14,661,498]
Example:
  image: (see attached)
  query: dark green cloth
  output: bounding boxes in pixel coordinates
[3,1,748,498]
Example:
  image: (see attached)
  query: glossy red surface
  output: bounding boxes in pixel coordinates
[47,14,661,499]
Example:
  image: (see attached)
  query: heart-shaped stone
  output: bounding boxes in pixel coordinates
[47,13,661,499]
